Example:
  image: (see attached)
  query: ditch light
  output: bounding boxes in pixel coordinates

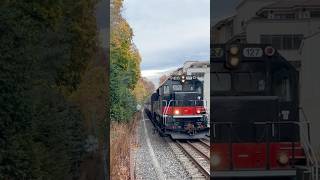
[174,109,180,115]
[211,154,221,167]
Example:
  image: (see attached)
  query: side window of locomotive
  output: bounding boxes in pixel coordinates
[196,86,202,94]
[273,71,292,102]
[212,73,231,91]
[194,81,203,94]
[163,85,170,94]
[156,89,160,97]
[276,78,291,101]
[159,87,163,95]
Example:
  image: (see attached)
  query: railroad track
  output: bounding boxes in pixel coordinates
[187,140,210,159]
[166,138,210,180]
[199,138,210,148]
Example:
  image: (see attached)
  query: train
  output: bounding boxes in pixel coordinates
[145,74,209,139]
[211,44,308,179]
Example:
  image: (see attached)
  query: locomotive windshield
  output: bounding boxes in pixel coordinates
[212,62,266,93]
[174,92,203,106]
[234,72,266,92]
[172,80,202,93]
[212,73,231,91]
[170,79,203,106]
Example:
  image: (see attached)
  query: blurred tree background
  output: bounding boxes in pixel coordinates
[0,0,107,179]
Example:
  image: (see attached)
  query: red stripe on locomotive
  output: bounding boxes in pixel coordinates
[161,106,206,116]
[212,143,305,170]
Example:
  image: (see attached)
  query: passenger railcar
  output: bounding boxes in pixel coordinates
[146,75,209,139]
[211,44,308,179]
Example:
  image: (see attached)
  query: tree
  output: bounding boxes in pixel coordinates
[142,77,155,95]
[133,77,155,104]
[0,0,99,178]
[159,75,168,85]
[110,0,142,122]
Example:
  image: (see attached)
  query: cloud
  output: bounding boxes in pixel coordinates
[141,67,178,87]
[122,0,210,71]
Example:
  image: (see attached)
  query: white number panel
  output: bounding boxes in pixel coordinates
[243,48,263,57]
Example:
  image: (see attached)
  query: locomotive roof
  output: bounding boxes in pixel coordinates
[212,43,298,73]
[156,74,201,90]
[213,44,283,61]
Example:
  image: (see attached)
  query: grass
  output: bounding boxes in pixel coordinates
[110,112,140,180]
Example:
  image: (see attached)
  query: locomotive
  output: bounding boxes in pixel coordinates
[145,74,209,139]
[211,44,307,179]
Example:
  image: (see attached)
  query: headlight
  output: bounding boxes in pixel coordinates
[230,46,239,55]
[278,153,289,165]
[230,57,240,66]
[211,154,221,167]
[174,109,180,115]
[226,45,241,69]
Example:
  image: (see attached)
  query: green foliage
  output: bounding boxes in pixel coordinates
[110,0,142,122]
[0,0,98,179]
[133,77,155,104]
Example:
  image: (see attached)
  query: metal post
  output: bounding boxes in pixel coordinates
[229,123,233,170]
[266,123,270,170]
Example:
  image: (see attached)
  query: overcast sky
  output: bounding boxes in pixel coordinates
[123,0,210,86]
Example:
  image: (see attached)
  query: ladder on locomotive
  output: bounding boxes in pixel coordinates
[299,107,319,180]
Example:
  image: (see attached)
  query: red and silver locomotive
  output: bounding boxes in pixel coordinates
[146,74,209,139]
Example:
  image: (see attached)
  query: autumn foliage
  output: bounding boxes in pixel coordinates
[110,0,157,179]
[159,74,168,85]
[133,77,155,104]
[110,0,141,122]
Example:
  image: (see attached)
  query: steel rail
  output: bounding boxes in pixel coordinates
[187,141,210,160]
[175,140,210,179]
[199,139,210,148]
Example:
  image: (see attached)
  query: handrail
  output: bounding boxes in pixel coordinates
[163,100,173,126]
[161,100,167,126]
[162,100,168,124]
[169,100,206,106]
[299,107,319,180]
[162,100,207,107]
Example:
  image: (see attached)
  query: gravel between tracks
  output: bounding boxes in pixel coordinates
[133,111,189,180]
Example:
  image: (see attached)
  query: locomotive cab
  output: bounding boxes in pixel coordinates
[211,44,307,179]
